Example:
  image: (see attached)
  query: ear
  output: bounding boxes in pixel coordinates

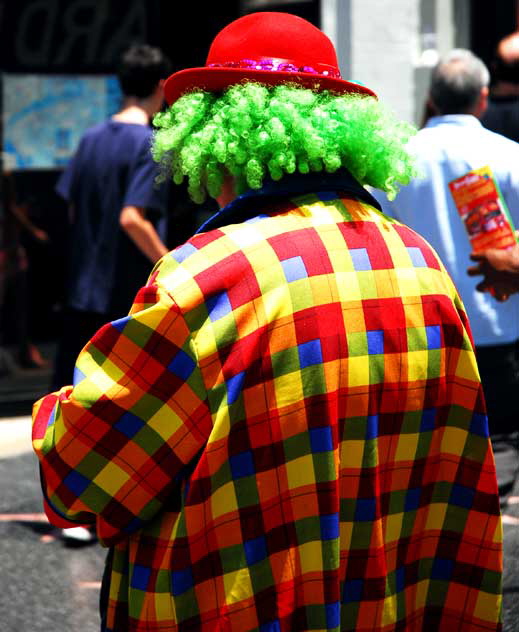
[426,97,439,115]
[156,79,165,97]
[422,97,440,125]
[477,86,489,116]
[216,173,238,208]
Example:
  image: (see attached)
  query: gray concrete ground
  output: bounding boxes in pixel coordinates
[0,417,105,632]
[0,416,518,631]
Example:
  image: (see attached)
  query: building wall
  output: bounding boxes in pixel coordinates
[352,0,419,122]
[321,0,471,125]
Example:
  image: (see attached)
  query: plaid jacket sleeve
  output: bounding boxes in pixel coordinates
[32,274,211,545]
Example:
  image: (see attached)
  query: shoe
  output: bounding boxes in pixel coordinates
[61,526,97,546]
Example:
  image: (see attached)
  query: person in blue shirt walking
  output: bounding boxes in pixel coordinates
[53,44,171,394]
[52,44,172,545]
[374,48,519,502]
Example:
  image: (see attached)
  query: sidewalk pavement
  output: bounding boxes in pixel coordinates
[0,425,105,632]
[0,416,32,459]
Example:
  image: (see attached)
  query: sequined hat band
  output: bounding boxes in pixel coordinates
[207,57,342,79]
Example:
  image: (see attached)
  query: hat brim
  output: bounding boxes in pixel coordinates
[164,66,377,105]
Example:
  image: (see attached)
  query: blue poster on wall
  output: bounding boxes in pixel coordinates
[3,74,122,169]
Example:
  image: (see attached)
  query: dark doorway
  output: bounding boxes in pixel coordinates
[471,0,518,71]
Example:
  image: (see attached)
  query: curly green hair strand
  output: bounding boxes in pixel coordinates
[152,82,417,204]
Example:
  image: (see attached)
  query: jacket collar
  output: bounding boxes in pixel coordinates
[197,169,381,233]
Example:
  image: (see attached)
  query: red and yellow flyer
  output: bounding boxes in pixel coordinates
[449,166,517,253]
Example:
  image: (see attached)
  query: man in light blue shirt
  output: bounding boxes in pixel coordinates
[374,49,519,496]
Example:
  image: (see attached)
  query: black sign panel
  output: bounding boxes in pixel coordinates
[1,0,161,73]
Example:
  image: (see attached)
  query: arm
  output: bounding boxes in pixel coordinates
[119,205,168,263]
[4,171,49,242]
[9,203,49,242]
[121,133,170,263]
[467,244,519,301]
[32,273,210,545]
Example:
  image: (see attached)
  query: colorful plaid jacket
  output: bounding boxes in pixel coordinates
[33,180,502,631]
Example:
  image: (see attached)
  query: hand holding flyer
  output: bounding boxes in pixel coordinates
[449,166,517,253]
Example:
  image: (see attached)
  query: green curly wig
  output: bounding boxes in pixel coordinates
[152,82,417,204]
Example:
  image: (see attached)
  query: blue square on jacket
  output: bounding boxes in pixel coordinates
[326,602,340,628]
[367,330,384,355]
[310,426,333,452]
[230,451,255,478]
[46,408,57,429]
[281,256,308,282]
[206,291,233,321]
[168,349,196,380]
[73,366,87,386]
[63,470,90,496]
[226,371,245,404]
[343,579,363,603]
[407,246,427,267]
[469,413,488,437]
[131,565,152,591]
[431,558,454,581]
[111,315,131,332]
[171,568,194,595]
[450,483,475,509]
[123,517,143,535]
[298,338,323,368]
[366,414,379,439]
[404,488,421,511]
[320,513,339,540]
[172,242,198,263]
[354,498,376,521]
[426,325,441,349]
[114,411,145,438]
[420,408,436,432]
[350,248,372,271]
[244,536,268,565]
[395,567,405,592]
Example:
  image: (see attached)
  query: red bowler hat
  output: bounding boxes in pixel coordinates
[164,12,377,105]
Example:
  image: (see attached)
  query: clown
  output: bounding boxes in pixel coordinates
[33,12,502,632]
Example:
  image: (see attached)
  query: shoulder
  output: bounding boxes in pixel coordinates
[124,124,154,157]
[476,127,519,178]
[122,122,153,142]
[406,126,444,154]
[80,120,112,141]
[153,216,285,306]
[413,119,519,156]
[476,122,519,144]
[72,121,115,156]
[151,229,231,305]
[457,121,519,156]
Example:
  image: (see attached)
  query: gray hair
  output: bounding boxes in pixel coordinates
[430,49,490,115]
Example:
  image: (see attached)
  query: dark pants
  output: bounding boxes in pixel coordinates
[476,341,519,499]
